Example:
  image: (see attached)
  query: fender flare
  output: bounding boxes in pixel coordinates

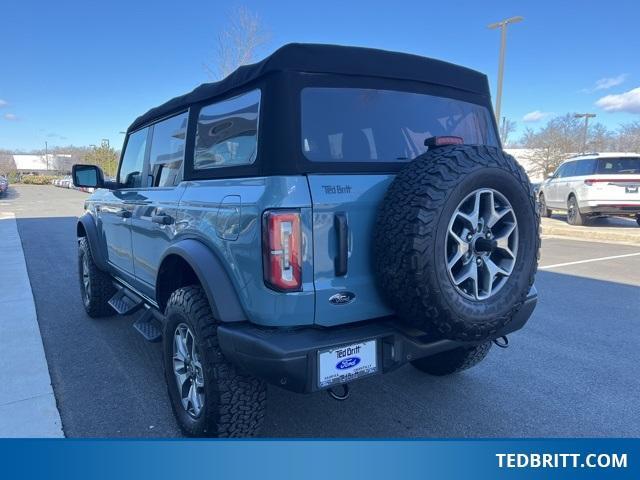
[158,239,247,323]
[77,213,109,271]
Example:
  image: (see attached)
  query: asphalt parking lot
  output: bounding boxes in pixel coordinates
[2,184,639,437]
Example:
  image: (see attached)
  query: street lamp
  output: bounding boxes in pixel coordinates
[488,16,524,123]
[574,113,596,153]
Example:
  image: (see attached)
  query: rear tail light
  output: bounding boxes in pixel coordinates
[263,210,302,291]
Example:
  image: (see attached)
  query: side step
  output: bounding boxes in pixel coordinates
[108,288,144,315]
[132,309,163,343]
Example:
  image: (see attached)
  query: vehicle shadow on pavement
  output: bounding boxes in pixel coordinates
[550,213,638,229]
[14,215,640,438]
[0,187,20,201]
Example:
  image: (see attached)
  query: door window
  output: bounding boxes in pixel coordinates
[149,112,188,187]
[194,90,261,170]
[564,162,577,177]
[118,128,149,188]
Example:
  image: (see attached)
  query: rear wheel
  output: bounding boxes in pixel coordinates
[538,193,552,217]
[636,215,640,227]
[78,237,115,317]
[566,195,585,226]
[411,342,492,376]
[163,286,266,437]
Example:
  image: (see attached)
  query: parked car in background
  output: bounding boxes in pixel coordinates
[0,175,8,196]
[538,153,640,226]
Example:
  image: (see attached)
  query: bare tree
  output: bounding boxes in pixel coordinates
[499,117,517,146]
[204,6,270,80]
[519,114,621,178]
[616,121,640,152]
[520,114,585,178]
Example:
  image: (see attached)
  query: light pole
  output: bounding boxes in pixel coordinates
[574,113,596,153]
[488,16,524,123]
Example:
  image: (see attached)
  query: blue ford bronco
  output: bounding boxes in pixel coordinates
[72,44,539,437]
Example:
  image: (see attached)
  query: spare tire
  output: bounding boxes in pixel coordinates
[374,145,539,341]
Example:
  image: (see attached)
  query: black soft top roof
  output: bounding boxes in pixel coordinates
[129,43,490,132]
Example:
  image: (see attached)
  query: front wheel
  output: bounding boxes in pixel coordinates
[163,286,266,437]
[78,237,115,317]
[411,342,492,376]
[566,196,585,226]
[538,193,552,217]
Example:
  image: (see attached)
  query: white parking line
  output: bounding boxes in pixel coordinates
[540,252,640,270]
[0,212,63,437]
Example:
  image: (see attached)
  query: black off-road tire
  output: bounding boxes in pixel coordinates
[374,145,539,341]
[78,237,115,317]
[163,286,266,437]
[411,342,492,376]
[538,193,552,217]
[566,195,585,226]
[636,215,640,227]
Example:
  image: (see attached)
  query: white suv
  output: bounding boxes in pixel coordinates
[538,153,640,226]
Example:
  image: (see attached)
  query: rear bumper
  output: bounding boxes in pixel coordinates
[217,287,538,393]
[581,203,640,216]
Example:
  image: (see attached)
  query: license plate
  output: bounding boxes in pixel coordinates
[318,340,378,388]
[625,186,638,193]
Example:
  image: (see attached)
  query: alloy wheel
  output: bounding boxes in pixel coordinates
[445,188,519,300]
[81,254,91,305]
[172,323,205,418]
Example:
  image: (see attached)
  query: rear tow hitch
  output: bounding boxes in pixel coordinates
[327,384,350,401]
[493,335,509,349]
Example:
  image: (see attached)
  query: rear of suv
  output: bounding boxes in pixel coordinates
[538,153,640,226]
[72,43,539,437]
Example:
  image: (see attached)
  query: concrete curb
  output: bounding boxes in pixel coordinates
[541,218,640,246]
[0,212,64,437]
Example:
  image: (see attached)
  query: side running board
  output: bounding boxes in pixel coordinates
[108,287,144,315]
[132,309,163,343]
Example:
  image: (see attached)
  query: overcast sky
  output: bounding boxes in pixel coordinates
[1,0,639,150]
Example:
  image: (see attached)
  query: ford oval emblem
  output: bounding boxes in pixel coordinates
[336,357,361,370]
[329,292,355,305]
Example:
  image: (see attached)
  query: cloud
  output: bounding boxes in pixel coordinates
[595,87,640,114]
[0,99,7,108]
[522,110,551,123]
[3,113,18,121]
[582,74,628,93]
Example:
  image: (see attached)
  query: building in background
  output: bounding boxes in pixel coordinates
[2,154,73,175]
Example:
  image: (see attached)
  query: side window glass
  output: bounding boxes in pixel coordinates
[194,90,260,170]
[118,128,148,188]
[149,112,188,187]
[561,162,577,178]
[553,164,566,178]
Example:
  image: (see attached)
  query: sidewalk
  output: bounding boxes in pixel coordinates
[0,212,63,437]
[542,215,640,246]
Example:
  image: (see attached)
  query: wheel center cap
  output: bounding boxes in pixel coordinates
[473,236,496,254]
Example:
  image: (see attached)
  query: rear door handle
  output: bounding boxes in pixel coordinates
[152,213,174,225]
[334,213,348,277]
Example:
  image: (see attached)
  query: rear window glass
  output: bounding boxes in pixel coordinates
[596,157,640,174]
[301,87,498,163]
